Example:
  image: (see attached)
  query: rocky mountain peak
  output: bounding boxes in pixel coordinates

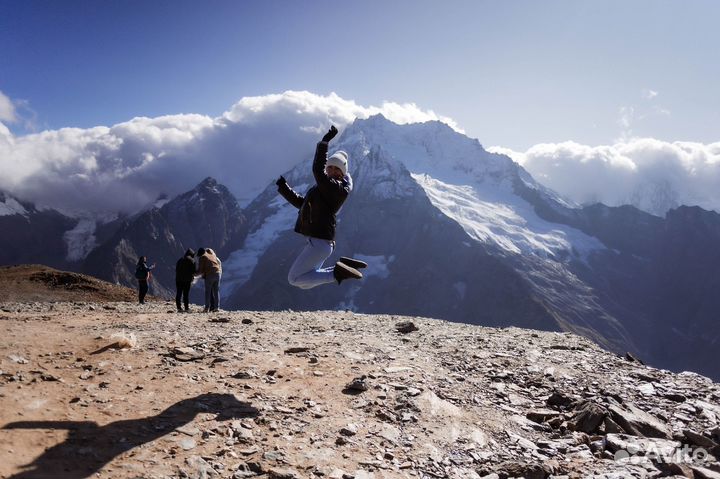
[197,176,219,189]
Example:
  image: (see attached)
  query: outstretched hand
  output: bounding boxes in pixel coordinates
[275,175,286,186]
[322,125,338,143]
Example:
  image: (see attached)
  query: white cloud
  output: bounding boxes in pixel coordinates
[504,139,720,216]
[0,91,462,216]
[0,90,17,123]
[642,89,659,100]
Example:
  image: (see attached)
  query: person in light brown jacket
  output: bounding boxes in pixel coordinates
[196,247,222,312]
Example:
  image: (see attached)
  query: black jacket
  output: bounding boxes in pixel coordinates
[175,255,197,283]
[278,141,352,241]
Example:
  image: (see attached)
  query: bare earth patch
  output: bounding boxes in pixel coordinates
[1,301,719,479]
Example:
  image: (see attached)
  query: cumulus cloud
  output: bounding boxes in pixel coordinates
[0,91,462,217]
[491,140,720,216]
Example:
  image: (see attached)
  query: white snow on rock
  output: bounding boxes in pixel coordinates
[223,194,298,294]
[0,196,28,217]
[63,219,98,261]
[333,116,598,261]
[411,173,604,259]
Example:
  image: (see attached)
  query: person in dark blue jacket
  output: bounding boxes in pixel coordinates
[175,249,196,312]
[135,256,155,304]
[276,125,367,289]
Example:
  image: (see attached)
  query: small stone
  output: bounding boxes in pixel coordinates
[284,346,311,354]
[684,429,718,448]
[570,401,607,434]
[176,425,200,436]
[395,321,419,334]
[267,468,301,479]
[663,392,687,402]
[340,424,358,436]
[9,355,28,364]
[179,438,196,450]
[172,347,205,362]
[624,352,644,364]
[608,402,672,439]
[527,409,562,424]
[547,391,574,408]
[345,376,368,392]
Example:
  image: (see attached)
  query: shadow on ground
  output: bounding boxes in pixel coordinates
[3,392,259,479]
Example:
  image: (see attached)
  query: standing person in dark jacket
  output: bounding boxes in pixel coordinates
[135,256,155,304]
[276,125,366,289]
[175,248,196,313]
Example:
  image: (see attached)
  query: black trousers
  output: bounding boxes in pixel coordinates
[138,280,148,304]
[176,280,192,310]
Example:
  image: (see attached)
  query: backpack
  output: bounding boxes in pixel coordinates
[135,264,147,280]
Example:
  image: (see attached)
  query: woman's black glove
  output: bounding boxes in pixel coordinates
[276,175,286,186]
[322,125,338,143]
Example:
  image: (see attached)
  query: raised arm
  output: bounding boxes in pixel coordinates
[276,176,304,209]
[312,126,337,184]
[313,126,351,201]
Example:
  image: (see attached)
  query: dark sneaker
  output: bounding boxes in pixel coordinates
[333,262,363,284]
[339,256,368,269]
[176,308,183,313]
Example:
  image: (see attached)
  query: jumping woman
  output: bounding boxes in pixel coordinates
[276,125,367,289]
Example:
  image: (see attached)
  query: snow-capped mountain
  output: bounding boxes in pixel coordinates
[223,117,633,352]
[0,192,79,268]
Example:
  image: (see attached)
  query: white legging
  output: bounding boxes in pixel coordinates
[288,237,336,289]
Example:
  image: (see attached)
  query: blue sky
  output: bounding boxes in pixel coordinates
[2,0,719,150]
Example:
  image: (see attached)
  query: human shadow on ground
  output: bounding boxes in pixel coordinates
[3,392,259,479]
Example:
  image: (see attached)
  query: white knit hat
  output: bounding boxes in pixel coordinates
[326,151,349,176]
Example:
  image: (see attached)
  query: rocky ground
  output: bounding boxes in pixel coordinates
[1,300,720,479]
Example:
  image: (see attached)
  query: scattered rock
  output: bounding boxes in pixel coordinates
[340,424,358,436]
[547,391,575,408]
[344,376,369,393]
[570,401,607,434]
[209,317,230,323]
[179,438,197,451]
[267,468,301,479]
[1,303,718,479]
[625,352,644,364]
[684,429,718,448]
[8,355,28,364]
[608,402,672,439]
[395,321,419,334]
[284,346,311,354]
[527,409,563,424]
[171,347,205,361]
